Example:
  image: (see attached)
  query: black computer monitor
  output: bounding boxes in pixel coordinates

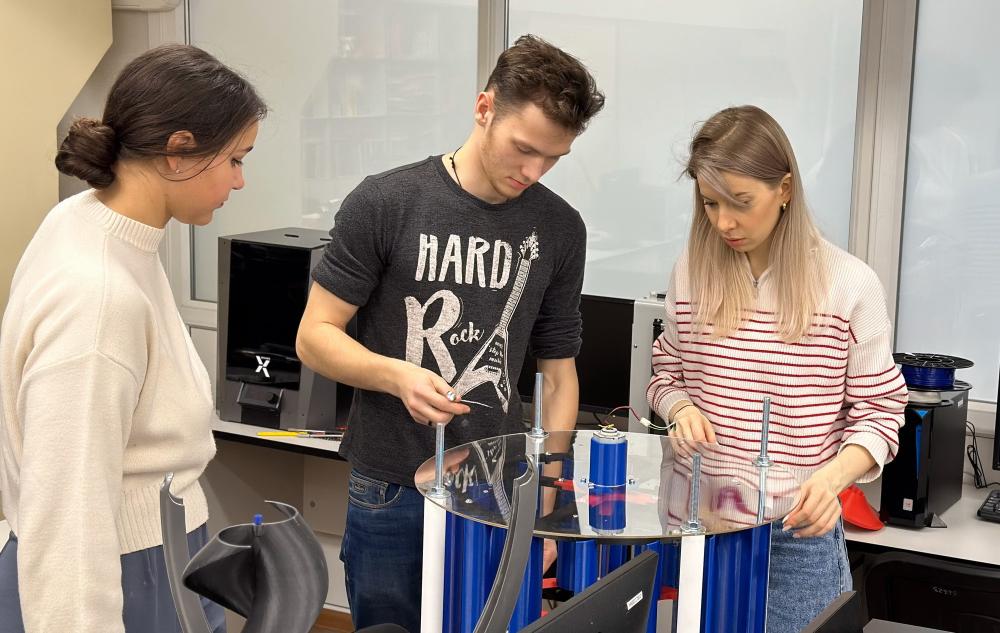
[518,294,634,414]
[519,550,658,633]
[800,591,863,633]
[993,369,999,471]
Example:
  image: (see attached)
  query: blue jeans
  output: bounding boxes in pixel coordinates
[0,525,225,633]
[341,469,425,632]
[766,519,852,633]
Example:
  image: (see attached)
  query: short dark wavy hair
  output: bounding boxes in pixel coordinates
[486,34,605,135]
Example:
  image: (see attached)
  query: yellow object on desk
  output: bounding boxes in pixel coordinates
[256,430,343,438]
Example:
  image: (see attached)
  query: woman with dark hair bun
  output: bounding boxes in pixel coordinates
[0,43,266,633]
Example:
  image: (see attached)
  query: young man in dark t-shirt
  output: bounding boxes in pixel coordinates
[296,35,604,632]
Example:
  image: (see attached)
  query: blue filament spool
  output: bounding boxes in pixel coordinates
[899,364,955,389]
[893,352,973,390]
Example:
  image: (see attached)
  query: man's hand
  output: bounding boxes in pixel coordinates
[391,361,470,425]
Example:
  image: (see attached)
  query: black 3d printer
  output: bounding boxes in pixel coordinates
[217,228,353,430]
[879,353,973,527]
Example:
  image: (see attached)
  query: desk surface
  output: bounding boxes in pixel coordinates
[845,480,1000,566]
[211,417,343,459]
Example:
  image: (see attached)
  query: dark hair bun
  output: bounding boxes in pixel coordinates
[55,117,119,189]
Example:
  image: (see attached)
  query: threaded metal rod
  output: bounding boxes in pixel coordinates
[530,371,546,438]
[432,422,446,496]
[682,452,704,533]
[756,468,768,524]
[754,397,774,467]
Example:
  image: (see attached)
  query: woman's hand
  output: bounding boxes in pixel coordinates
[783,445,877,538]
[783,466,841,538]
[669,403,717,443]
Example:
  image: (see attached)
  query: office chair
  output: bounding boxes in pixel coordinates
[864,551,1000,632]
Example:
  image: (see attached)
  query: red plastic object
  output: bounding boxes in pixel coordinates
[542,578,558,590]
[552,478,575,492]
[661,586,678,600]
[838,484,883,531]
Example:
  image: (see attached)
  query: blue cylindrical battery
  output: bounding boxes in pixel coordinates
[589,427,627,487]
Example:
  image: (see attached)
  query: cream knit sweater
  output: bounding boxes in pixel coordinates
[0,190,216,632]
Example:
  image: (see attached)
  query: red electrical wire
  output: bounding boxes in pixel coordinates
[600,405,642,427]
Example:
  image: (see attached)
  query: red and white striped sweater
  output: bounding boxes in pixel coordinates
[646,240,908,482]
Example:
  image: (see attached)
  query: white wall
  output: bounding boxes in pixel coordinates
[0,0,112,522]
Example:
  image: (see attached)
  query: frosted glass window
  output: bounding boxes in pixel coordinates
[188,0,478,302]
[508,1,863,300]
[896,0,1000,402]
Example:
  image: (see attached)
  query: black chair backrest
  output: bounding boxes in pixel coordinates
[864,551,1000,632]
[801,591,864,633]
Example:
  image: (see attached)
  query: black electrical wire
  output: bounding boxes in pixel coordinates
[965,421,1000,489]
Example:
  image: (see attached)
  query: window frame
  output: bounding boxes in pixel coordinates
[157,0,997,433]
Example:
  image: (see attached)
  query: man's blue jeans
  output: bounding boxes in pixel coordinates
[341,468,426,632]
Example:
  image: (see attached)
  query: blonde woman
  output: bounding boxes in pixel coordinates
[647,105,907,632]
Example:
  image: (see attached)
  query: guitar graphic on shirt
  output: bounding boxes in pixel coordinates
[452,232,539,413]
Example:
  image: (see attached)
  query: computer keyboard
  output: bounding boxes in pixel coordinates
[977,489,1000,523]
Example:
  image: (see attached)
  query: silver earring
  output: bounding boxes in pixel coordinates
[175,169,181,174]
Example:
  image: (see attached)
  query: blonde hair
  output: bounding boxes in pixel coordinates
[685,105,826,343]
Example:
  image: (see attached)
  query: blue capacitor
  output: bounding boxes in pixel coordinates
[589,484,626,532]
[589,427,627,487]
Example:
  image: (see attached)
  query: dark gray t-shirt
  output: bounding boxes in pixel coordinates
[312,156,586,485]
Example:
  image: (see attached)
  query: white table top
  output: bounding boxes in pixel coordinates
[845,480,1000,566]
[211,417,342,455]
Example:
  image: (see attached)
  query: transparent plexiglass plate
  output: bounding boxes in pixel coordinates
[415,430,802,541]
